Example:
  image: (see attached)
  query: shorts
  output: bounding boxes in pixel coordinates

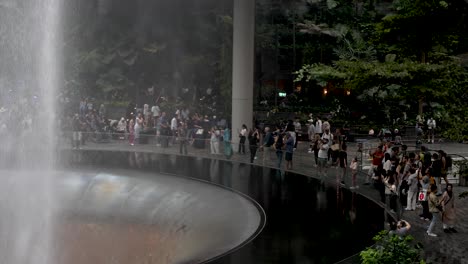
[285,152,293,161]
[318,157,327,167]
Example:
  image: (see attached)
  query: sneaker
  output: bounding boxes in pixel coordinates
[420,217,425,220]
[427,232,438,237]
[425,218,430,221]
[349,186,356,190]
[449,227,458,233]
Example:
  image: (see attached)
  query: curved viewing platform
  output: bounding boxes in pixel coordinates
[1,133,467,263]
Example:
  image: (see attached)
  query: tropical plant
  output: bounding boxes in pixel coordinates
[360,230,425,264]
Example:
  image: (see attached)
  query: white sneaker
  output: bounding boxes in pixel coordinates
[427,232,438,237]
[349,186,356,190]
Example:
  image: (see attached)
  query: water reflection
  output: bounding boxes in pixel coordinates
[61,150,384,264]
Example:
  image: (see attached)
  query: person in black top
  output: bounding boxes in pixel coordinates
[431,153,442,189]
[339,144,348,185]
[248,127,260,163]
[274,126,284,169]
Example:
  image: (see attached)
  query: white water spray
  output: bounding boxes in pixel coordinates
[0,0,61,263]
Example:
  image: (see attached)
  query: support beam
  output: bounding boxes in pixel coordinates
[232,0,255,149]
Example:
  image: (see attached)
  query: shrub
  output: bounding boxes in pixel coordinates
[360,230,425,264]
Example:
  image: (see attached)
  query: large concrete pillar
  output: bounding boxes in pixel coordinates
[232,0,255,148]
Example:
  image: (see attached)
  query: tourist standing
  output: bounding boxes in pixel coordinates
[405,168,419,211]
[419,171,432,221]
[315,117,323,137]
[318,138,329,177]
[178,121,188,155]
[274,128,284,169]
[238,124,247,154]
[441,184,457,233]
[223,127,233,159]
[171,115,178,145]
[210,126,221,155]
[71,113,82,149]
[427,184,442,237]
[248,127,260,163]
[262,126,274,162]
[285,132,294,170]
[312,134,321,166]
[427,117,436,144]
[384,171,397,213]
[307,119,315,153]
[366,145,384,185]
[134,113,143,145]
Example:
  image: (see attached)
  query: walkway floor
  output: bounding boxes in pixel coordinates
[70,137,468,264]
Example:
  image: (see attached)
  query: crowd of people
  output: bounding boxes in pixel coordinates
[66,101,459,239]
[366,142,458,238]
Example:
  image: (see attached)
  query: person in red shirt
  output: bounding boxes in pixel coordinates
[365,145,384,185]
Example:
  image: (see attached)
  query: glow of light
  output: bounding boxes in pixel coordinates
[323,89,328,95]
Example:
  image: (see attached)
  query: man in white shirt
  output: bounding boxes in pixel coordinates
[426,117,436,143]
[315,117,323,137]
[151,104,161,119]
[170,116,178,145]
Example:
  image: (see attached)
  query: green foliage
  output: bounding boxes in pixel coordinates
[360,230,425,264]
[62,0,233,116]
[295,51,468,133]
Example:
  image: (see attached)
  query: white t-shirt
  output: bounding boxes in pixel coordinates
[321,132,333,144]
[427,119,436,129]
[315,120,323,134]
[171,117,178,130]
[151,105,160,117]
[240,128,247,137]
[318,143,329,159]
